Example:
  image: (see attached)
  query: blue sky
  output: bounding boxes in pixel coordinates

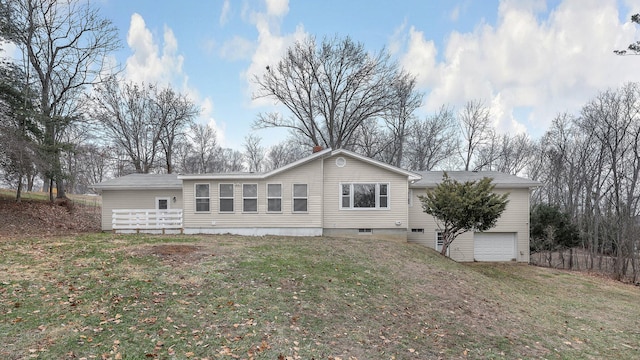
[94,0,640,149]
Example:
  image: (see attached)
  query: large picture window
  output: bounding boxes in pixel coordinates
[219,183,234,212]
[340,183,389,209]
[243,184,258,212]
[293,184,308,212]
[195,184,210,212]
[267,184,282,212]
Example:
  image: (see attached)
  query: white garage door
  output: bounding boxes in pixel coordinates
[474,232,516,261]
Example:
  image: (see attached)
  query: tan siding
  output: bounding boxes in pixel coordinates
[182,159,324,229]
[408,187,531,262]
[101,189,183,231]
[322,154,409,237]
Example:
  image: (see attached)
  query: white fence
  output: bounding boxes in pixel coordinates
[112,209,183,233]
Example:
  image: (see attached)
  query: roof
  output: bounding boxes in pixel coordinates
[331,148,422,181]
[92,173,182,191]
[177,148,422,181]
[177,148,332,180]
[410,171,541,189]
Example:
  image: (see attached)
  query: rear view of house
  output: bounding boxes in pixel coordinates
[93,148,540,262]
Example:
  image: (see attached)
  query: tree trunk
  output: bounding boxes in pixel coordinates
[15,175,23,202]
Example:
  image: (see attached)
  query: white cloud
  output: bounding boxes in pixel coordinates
[219,36,255,61]
[124,13,226,145]
[266,0,289,17]
[397,0,640,137]
[220,0,231,26]
[201,97,227,146]
[399,27,438,87]
[242,0,308,107]
[0,41,19,59]
[450,5,461,21]
[125,13,184,86]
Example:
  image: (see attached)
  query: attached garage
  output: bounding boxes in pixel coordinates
[474,232,516,261]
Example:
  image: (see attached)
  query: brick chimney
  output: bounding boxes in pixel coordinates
[312,145,323,153]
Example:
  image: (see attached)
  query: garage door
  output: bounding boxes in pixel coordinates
[474,232,516,261]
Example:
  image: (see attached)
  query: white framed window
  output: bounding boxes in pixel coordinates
[267,183,282,212]
[293,184,308,212]
[243,183,258,212]
[219,183,234,212]
[340,183,390,209]
[195,184,210,212]
[156,197,170,210]
[436,231,445,253]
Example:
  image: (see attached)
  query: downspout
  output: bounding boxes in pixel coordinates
[320,154,325,236]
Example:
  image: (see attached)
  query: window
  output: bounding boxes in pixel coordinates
[219,184,234,212]
[243,184,258,212]
[293,184,308,212]
[156,197,169,210]
[358,228,372,234]
[436,231,444,252]
[267,184,282,212]
[411,228,424,233]
[340,183,390,209]
[195,184,210,212]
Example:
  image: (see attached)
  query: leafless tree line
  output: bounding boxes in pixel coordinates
[530,83,640,282]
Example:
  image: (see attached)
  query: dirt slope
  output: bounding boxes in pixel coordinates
[0,194,101,239]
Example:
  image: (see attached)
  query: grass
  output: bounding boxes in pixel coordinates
[0,189,101,206]
[1,234,640,359]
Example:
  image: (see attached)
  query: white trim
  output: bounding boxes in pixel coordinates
[219,183,234,213]
[155,197,170,210]
[339,182,391,210]
[266,183,282,213]
[292,183,308,213]
[242,183,258,213]
[330,149,421,181]
[178,148,333,181]
[177,148,421,182]
[194,183,210,213]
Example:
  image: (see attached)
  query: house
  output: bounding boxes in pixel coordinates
[408,171,540,262]
[92,148,540,262]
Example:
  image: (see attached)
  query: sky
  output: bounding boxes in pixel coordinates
[51,0,640,148]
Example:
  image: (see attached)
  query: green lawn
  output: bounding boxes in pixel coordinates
[1,234,639,359]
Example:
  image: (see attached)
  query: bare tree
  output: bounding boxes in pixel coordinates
[265,139,306,171]
[1,0,120,200]
[351,118,388,160]
[153,87,199,174]
[474,133,533,174]
[91,80,159,173]
[91,80,197,174]
[253,36,403,149]
[381,71,423,167]
[220,148,245,172]
[614,14,640,55]
[184,122,220,173]
[243,134,265,172]
[459,100,493,171]
[404,106,458,171]
[529,83,640,282]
